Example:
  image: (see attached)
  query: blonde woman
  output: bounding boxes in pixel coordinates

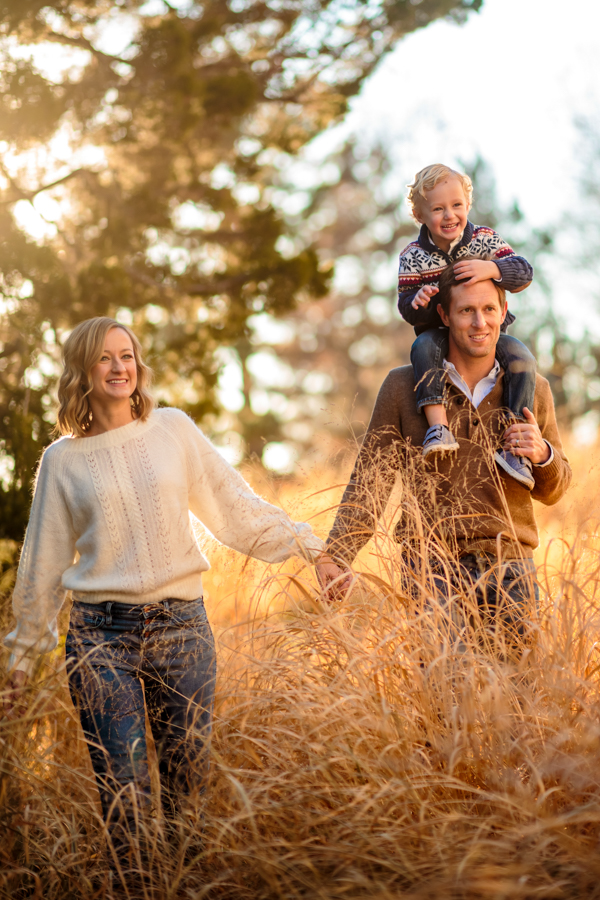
[3,316,324,858]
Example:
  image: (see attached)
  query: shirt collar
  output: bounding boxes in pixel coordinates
[417,221,474,257]
[443,358,501,408]
[443,359,501,379]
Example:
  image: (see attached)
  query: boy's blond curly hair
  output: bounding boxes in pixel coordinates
[406,164,473,223]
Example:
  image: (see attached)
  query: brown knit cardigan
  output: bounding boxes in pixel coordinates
[327,366,571,564]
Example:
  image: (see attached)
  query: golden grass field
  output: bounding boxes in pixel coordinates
[2,434,600,899]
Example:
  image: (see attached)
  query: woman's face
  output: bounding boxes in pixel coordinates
[89,327,138,406]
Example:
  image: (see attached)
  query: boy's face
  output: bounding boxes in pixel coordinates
[414,177,470,252]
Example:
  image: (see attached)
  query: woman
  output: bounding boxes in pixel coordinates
[3,316,324,856]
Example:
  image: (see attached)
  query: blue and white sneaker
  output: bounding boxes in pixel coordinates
[422,424,459,458]
[495,449,534,490]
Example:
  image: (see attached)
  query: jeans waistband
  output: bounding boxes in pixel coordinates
[456,554,535,579]
[73,597,203,625]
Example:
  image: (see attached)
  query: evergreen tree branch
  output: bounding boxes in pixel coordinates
[0,166,86,206]
[44,32,131,66]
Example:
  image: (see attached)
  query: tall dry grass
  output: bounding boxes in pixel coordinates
[2,435,600,899]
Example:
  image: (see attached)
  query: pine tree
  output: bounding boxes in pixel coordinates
[0,0,482,538]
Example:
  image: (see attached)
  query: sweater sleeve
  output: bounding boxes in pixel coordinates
[177,414,324,564]
[530,377,571,505]
[397,287,444,330]
[326,372,405,565]
[397,244,445,330]
[479,229,533,292]
[4,445,77,676]
[495,256,533,292]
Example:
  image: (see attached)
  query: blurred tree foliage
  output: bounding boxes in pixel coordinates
[0,0,482,539]
[469,148,600,429]
[226,141,416,468]
[542,116,600,430]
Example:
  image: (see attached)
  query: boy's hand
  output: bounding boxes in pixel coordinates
[411,285,439,310]
[454,259,501,284]
[503,407,550,465]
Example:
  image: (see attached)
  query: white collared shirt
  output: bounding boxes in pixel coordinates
[442,358,554,467]
[443,358,500,409]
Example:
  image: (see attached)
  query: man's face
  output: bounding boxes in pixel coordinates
[437,280,507,362]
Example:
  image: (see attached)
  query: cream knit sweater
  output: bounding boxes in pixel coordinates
[5,408,325,674]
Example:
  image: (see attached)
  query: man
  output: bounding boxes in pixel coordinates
[317,259,571,645]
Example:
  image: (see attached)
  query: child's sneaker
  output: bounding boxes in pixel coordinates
[422,424,459,458]
[494,449,534,490]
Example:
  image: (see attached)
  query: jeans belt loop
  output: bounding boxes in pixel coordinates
[105,601,113,627]
[474,550,487,576]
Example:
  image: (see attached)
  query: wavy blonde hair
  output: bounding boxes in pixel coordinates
[406,164,473,223]
[56,317,155,437]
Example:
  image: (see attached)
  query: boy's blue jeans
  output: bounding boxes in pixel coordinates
[411,327,536,419]
[66,596,216,852]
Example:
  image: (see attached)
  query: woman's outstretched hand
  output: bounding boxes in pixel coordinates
[2,669,29,719]
[315,552,352,603]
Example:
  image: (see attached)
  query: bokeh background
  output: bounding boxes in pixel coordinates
[0,0,599,528]
[5,5,600,898]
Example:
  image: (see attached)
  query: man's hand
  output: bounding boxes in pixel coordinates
[411,285,439,310]
[454,259,501,284]
[315,553,352,602]
[2,669,29,719]
[503,407,550,465]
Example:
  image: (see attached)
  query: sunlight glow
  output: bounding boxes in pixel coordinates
[216,348,246,413]
[262,441,297,474]
[246,351,296,389]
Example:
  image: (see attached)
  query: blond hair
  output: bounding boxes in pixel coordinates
[406,164,473,222]
[56,317,155,437]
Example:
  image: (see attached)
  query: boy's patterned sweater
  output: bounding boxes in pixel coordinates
[397,221,533,335]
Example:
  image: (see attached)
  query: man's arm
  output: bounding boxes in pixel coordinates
[326,371,406,566]
[504,377,571,505]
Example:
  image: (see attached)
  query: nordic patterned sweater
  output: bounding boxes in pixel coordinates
[4,408,325,675]
[397,222,534,335]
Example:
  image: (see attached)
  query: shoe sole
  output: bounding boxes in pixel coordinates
[422,441,459,459]
[494,451,534,490]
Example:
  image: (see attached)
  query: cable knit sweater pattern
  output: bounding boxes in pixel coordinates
[5,408,324,674]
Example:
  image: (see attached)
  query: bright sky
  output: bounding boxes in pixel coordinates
[8,0,600,459]
[306,0,600,340]
[342,0,600,228]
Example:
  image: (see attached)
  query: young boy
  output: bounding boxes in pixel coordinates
[397,164,536,490]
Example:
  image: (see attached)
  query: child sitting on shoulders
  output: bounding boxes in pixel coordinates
[397,163,536,490]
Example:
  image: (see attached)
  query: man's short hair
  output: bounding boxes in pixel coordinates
[437,255,506,316]
[406,164,473,223]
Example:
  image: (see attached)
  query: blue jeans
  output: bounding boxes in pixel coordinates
[411,327,536,418]
[66,596,216,851]
[408,552,539,654]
